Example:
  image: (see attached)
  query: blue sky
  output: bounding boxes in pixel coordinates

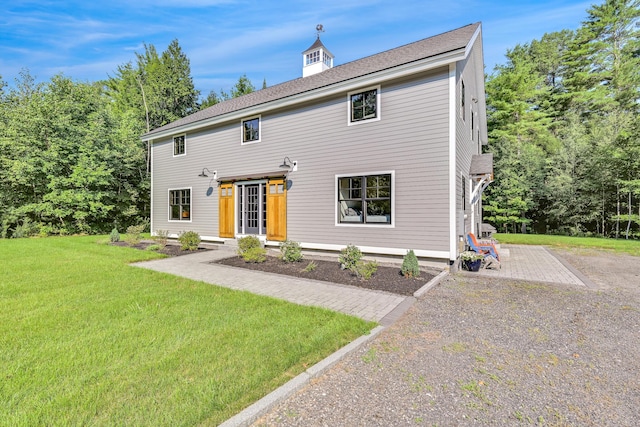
[1,0,593,98]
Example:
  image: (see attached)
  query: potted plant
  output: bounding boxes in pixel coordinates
[460,251,484,272]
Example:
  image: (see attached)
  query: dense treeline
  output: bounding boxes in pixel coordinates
[0,41,256,238]
[485,0,640,238]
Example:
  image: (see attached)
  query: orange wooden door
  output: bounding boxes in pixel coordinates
[266,178,286,241]
[219,183,234,238]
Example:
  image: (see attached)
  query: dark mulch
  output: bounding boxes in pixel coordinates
[111,241,212,257]
[216,255,434,296]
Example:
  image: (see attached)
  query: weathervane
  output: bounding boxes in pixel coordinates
[316,24,324,38]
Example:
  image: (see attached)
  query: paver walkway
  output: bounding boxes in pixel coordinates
[134,248,408,323]
[472,244,587,286]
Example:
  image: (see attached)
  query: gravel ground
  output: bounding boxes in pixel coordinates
[255,249,640,426]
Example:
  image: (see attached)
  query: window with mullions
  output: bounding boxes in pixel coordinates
[169,189,191,221]
[241,117,260,143]
[349,87,378,123]
[338,174,391,224]
[173,135,185,156]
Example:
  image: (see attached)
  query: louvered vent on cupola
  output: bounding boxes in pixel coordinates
[302,24,334,77]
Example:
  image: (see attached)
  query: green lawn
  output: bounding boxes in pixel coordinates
[0,236,375,426]
[495,233,640,256]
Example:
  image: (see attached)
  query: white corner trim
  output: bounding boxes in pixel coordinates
[448,64,457,262]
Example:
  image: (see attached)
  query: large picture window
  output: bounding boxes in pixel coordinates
[338,173,391,224]
[173,134,185,156]
[241,116,260,143]
[348,86,380,124]
[169,189,191,221]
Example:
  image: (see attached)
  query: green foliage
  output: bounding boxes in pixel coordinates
[109,228,120,243]
[279,239,303,263]
[339,244,362,271]
[145,244,161,251]
[200,74,256,108]
[237,235,262,257]
[460,251,484,261]
[152,229,169,248]
[178,230,201,251]
[124,224,145,245]
[242,246,267,263]
[302,260,317,272]
[401,250,420,278]
[353,260,378,280]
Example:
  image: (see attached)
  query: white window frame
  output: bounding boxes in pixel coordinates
[168,187,192,222]
[240,115,261,145]
[173,134,186,157]
[347,85,381,126]
[335,170,395,228]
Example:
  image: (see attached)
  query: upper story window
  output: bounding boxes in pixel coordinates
[338,173,392,225]
[241,116,260,144]
[169,188,191,221]
[173,134,186,156]
[348,86,380,125]
[306,50,320,65]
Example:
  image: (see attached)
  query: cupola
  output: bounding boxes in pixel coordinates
[302,24,334,77]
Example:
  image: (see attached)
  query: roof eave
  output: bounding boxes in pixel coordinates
[142,47,467,142]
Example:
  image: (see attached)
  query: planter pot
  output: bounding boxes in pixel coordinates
[462,259,482,272]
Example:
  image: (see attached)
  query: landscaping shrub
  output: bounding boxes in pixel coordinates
[302,260,317,272]
[153,229,169,249]
[339,244,362,271]
[124,224,145,245]
[354,260,378,280]
[145,244,162,251]
[109,228,120,243]
[237,235,262,257]
[401,249,420,278]
[242,246,267,263]
[280,239,303,263]
[178,231,201,251]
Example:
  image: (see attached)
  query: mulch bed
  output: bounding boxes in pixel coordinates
[111,241,212,257]
[215,255,435,296]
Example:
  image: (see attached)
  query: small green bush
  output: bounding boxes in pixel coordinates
[178,231,201,251]
[302,260,317,272]
[124,224,145,245]
[242,246,267,263]
[109,228,120,243]
[339,244,362,271]
[153,229,169,248]
[237,235,262,257]
[145,244,162,251]
[401,249,420,278]
[354,260,378,280]
[280,240,303,263]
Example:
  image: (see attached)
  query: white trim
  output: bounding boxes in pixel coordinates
[464,25,481,60]
[335,170,395,228]
[240,115,261,145]
[172,134,186,157]
[167,187,193,223]
[347,85,381,126]
[150,145,154,234]
[292,241,450,260]
[142,48,466,142]
[448,64,457,262]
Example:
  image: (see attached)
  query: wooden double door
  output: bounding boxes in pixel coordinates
[219,178,286,241]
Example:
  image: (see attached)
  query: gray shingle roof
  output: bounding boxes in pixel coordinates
[470,153,493,176]
[143,22,480,139]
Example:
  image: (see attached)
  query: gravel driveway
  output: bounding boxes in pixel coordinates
[255,249,640,426]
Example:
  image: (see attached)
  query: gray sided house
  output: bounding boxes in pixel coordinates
[143,22,492,266]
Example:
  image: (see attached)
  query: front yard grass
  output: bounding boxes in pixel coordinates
[494,233,640,256]
[0,236,375,425]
